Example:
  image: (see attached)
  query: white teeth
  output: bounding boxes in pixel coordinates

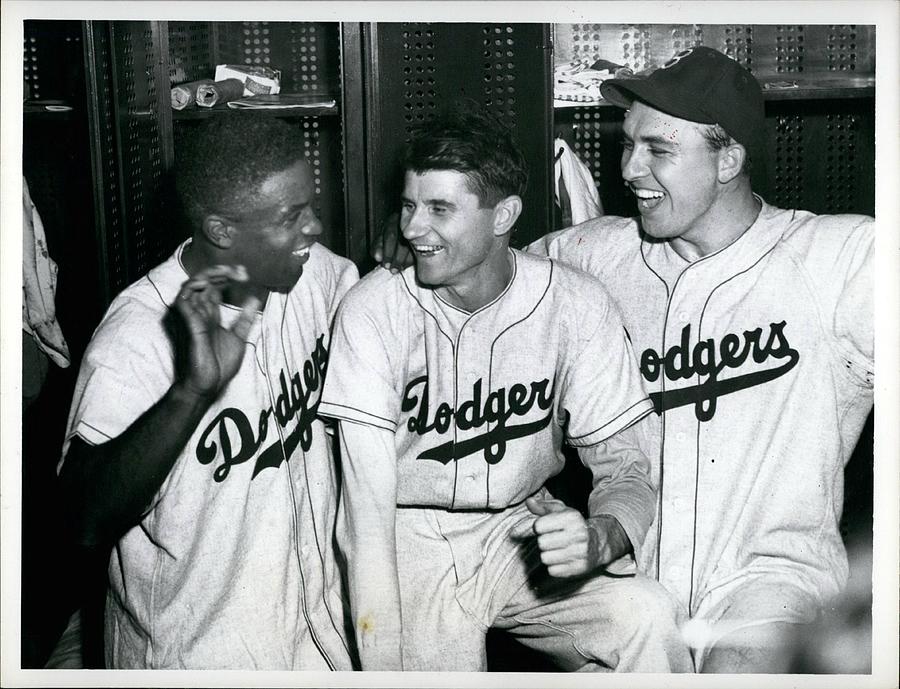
[414,244,444,255]
[633,189,665,200]
[293,247,310,257]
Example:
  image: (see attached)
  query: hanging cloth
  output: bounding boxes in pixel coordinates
[553,137,603,226]
[22,176,70,369]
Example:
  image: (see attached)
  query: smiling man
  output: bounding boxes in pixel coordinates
[319,109,691,672]
[58,117,357,669]
[527,47,875,672]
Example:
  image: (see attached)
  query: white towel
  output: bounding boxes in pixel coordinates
[554,138,603,226]
[22,177,70,369]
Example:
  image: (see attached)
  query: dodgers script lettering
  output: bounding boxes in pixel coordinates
[402,375,554,464]
[195,334,329,481]
[640,321,799,421]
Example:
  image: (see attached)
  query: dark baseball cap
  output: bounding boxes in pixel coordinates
[600,46,765,159]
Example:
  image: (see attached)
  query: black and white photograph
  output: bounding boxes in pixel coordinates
[2,2,897,687]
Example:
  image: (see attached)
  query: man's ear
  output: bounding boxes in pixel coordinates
[492,195,523,237]
[717,143,746,184]
[202,215,235,249]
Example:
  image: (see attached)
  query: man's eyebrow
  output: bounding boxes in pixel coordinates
[280,201,310,216]
[425,197,457,207]
[633,134,679,148]
[400,195,458,208]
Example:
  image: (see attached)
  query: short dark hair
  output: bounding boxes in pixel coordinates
[176,117,307,228]
[699,122,753,175]
[403,107,528,207]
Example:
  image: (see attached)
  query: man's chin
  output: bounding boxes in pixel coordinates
[270,269,304,293]
[413,267,441,287]
[637,217,673,241]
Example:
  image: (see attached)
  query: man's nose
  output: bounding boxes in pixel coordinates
[621,147,648,182]
[401,207,427,240]
[301,212,323,236]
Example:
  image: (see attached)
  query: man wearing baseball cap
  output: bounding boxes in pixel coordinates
[525,46,874,672]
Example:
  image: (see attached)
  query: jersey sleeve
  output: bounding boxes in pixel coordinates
[335,420,404,669]
[319,287,402,432]
[331,258,361,318]
[560,283,654,446]
[577,416,657,563]
[60,297,175,472]
[832,217,874,387]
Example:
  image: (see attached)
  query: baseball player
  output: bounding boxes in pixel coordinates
[525,47,875,671]
[319,109,692,672]
[58,118,357,669]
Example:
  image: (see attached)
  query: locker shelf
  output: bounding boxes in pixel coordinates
[171,101,339,119]
[554,73,875,110]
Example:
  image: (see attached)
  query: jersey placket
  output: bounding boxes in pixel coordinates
[262,294,338,668]
[656,267,706,610]
[450,316,493,508]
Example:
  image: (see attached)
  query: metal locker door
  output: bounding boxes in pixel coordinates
[362,23,553,256]
[85,20,173,306]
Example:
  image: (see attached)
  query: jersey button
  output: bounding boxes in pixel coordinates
[675,431,686,442]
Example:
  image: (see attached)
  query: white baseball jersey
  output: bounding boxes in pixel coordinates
[319,249,655,530]
[528,197,874,618]
[61,240,357,669]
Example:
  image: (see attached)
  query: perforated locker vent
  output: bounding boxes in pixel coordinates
[670,25,705,57]
[556,23,878,77]
[560,24,654,72]
[238,22,273,66]
[824,113,861,213]
[480,25,519,123]
[399,24,437,136]
[301,119,324,219]
[23,32,41,99]
[210,22,338,94]
[827,25,862,72]
[570,109,609,189]
[168,22,215,84]
[23,21,84,101]
[774,25,804,72]
[396,24,530,136]
[772,114,804,210]
[620,25,652,72]
[287,23,332,93]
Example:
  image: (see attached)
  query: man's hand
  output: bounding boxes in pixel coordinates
[371,212,413,273]
[174,264,261,398]
[522,497,631,578]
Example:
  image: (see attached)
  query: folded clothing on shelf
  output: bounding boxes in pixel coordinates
[554,58,633,104]
[170,79,213,110]
[195,78,245,108]
[214,64,282,96]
